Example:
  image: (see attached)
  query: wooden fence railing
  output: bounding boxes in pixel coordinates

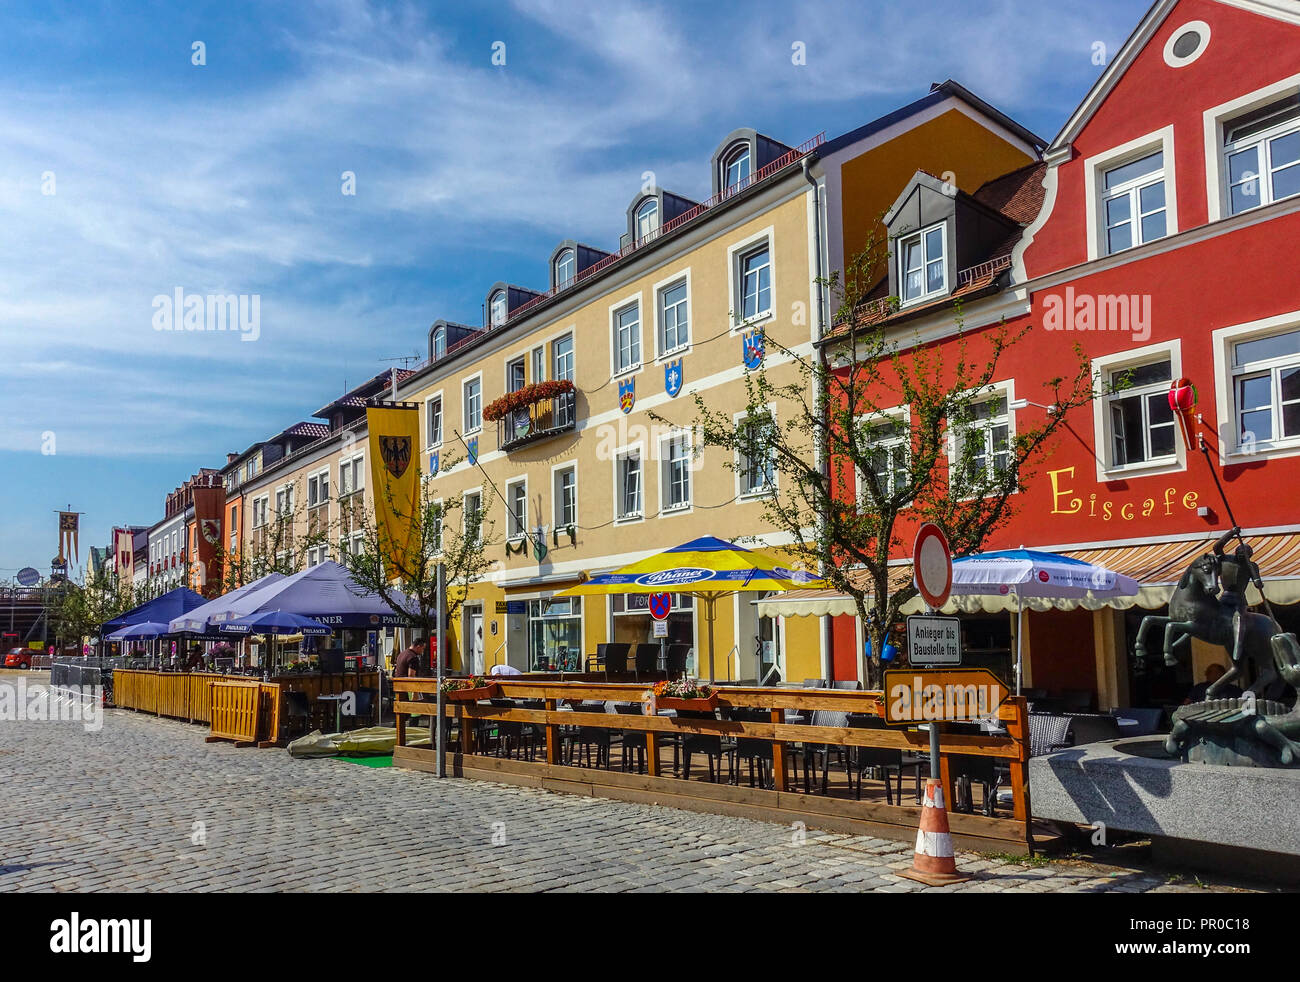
[112,669,377,742]
[391,678,1033,853]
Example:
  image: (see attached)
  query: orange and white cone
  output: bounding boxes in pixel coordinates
[899,778,970,886]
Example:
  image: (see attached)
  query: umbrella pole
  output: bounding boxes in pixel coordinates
[706,595,716,684]
[1015,588,1023,697]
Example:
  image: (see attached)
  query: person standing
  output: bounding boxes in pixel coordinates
[394,637,426,725]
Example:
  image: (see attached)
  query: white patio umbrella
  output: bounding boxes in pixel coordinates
[949,548,1140,694]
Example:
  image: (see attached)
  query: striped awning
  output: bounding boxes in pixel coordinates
[755,531,1300,617]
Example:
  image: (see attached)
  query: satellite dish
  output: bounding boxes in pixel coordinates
[16,567,39,587]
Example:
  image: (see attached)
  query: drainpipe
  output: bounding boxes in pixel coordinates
[802,156,833,682]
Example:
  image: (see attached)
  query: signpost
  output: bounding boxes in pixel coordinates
[906,615,962,667]
[649,592,671,664]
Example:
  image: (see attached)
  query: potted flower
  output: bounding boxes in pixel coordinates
[653,677,719,712]
[483,379,576,422]
[440,675,501,702]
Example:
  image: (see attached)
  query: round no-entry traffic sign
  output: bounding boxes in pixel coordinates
[913,523,953,610]
[648,592,672,620]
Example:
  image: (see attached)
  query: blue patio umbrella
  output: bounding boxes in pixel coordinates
[219,610,332,636]
[168,572,285,635]
[229,561,409,629]
[105,620,173,641]
[102,586,206,634]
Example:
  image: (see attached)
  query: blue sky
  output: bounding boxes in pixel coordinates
[0,0,1151,578]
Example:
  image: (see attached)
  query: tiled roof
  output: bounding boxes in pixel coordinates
[972,161,1047,225]
[280,422,332,440]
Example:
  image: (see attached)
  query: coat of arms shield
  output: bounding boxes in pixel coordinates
[380,435,412,478]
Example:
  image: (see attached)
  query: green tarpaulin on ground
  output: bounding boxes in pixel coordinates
[287,726,430,758]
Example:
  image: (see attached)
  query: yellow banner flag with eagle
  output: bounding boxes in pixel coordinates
[365,405,421,580]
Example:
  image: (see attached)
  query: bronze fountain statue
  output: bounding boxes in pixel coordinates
[1135,527,1300,765]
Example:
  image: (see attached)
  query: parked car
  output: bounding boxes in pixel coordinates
[4,647,33,669]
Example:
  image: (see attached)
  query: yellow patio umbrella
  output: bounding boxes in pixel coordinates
[553,535,825,681]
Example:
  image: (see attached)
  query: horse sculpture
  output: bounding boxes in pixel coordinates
[1135,528,1300,765]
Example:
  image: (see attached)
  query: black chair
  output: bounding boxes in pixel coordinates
[1028,713,1073,756]
[487,698,535,759]
[633,644,657,680]
[849,714,922,805]
[724,706,776,789]
[677,708,724,782]
[342,687,377,729]
[803,709,854,795]
[285,689,312,735]
[573,701,616,769]
[613,702,646,773]
[598,643,630,676]
[666,644,690,677]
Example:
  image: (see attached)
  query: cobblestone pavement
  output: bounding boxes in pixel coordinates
[0,682,1246,893]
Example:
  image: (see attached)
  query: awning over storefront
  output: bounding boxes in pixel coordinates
[755,531,1300,617]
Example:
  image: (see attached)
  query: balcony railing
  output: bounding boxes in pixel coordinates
[496,390,577,451]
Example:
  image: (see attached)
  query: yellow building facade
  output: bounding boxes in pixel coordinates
[393,86,1042,682]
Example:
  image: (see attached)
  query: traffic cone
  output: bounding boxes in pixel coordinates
[899,778,970,886]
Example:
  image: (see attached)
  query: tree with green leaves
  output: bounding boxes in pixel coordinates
[339,454,498,656]
[684,234,1101,688]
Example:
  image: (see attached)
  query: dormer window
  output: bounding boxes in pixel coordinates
[490,291,507,327]
[724,145,751,191]
[555,249,576,288]
[431,326,446,360]
[898,224,946,304]
[635,198,659,241]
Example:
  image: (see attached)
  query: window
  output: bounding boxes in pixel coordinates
[507,480,527,540]
[1101,150,1167,254]
[659,280,689,354]
[426,396,442,447]
[306,544,329,567]
[554,466,577,528]
[553,334,574,382]
[339,453,365,497]
[490,291,507,328]
[739,245,771,321]
[957,395,1011,484]
[431,327,446,360]
[251,498,268,528]
[616,450,643,520]
[307,471,329,507]
[275,484,294,519]
[1233,328,1300,447]
[507,356,526,393]
[724,145,751,191]
[528,596,582,671]
[662,433,691,512]
[1107,360,1176,467]
[861,417,911,501]
[531,345,544,384]
[464,376,482,433]
[635,198,659,241]
[898,224,946,303]
[555,249,576,288]
[738,419,776,496]
[1224,95,1300,215]
[613,301,641,374]
[464,491,483,545]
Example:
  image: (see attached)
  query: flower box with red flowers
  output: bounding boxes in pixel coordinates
[439,676,501,702]
[654,678,719,712]
[483,379,576,423]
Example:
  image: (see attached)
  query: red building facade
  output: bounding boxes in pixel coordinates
[821,0,1300,710]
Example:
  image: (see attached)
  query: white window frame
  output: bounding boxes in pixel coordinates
[635,198,659,241]
[425,392,444,450]
[552,463,578,530]
[1091,341,1185,480]
[854,407,912,508]
[654,270,692,360]
[555,249,576,289]
[431,326,446,360]
[1205,74,1300,223]
[1212,310,1300,462]
[338,451,365,497]
[734,405,778,499]
[947,381,1017,495]
[613,443,645,524]
[306,544,329,567]
[275,482,295,520]
[251,495,269,529]
[659,430,693,516]
[727,227,776,331]
[896,221,948,306]
[723,144,751,191]
[552,329,576,382]
[463,489,483,546]
[490,291,508,328]
[307,467,330,508]
[505,477,528,542]
[1084,126,1178,261]
[608,293,643,378]
[463,373,483,435]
